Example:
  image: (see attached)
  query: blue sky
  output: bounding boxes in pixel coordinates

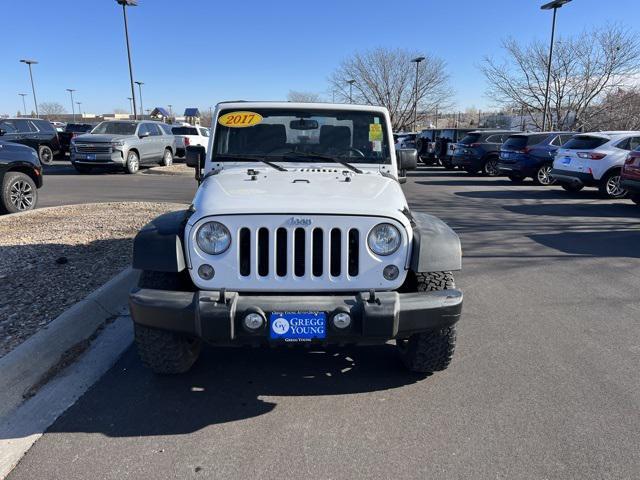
[1,0,638,116]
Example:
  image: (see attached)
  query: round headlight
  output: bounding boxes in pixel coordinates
[196,221,231,255]
[368,223,401,256]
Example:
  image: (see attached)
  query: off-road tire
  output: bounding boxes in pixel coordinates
[1,172,37,214]
[38,145,54,165]
[397,271,457,373]
[561,183,583,192]
[134,270,201,374]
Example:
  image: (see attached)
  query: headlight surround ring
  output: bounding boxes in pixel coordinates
[196,221,231,255]
[367,223,401,256]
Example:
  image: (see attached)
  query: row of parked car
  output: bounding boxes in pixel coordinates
[0,117,212,213]
[396,128,640,202]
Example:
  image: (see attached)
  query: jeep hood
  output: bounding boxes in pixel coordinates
[191,168,409,221]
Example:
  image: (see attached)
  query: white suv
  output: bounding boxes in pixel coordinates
[128,102,463,376]
[171,125,210,157]
[551,131,640,198]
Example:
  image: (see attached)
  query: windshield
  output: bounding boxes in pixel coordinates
[212,108,391,164]
[91,121,137,135]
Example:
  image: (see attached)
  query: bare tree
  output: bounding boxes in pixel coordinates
[481,24,640,130]
[586,87,640,131]
[287,90,322,103]
[329,47,453,130]
[38,102,66,120]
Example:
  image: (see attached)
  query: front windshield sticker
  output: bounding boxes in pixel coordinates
[372,140,382,152]
[218,111,263,128]
[369,123,383,142]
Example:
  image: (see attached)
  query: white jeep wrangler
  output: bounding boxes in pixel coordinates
[129,102,463,374]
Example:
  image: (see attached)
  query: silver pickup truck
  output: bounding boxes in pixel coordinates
[70,120,175,174]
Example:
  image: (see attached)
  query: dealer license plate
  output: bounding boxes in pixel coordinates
[269,311,326,342]
[562,156,571,165]
[86,154,96,160]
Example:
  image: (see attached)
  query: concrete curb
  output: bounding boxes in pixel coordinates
[0,268,139,419]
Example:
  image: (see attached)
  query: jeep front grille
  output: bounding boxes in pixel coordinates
[238,226,359,279]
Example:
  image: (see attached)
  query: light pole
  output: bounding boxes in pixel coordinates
[20,59,39,118]
[76,102,82,117]
[168,104,173,116]
[135,81,144,118]
[18,93,28,116]
[116,0,138,119]
[66,89,76,122]
[540,0,571,130]
[346,79,356,104]
[127,97,134,116]
[411,56,425,132]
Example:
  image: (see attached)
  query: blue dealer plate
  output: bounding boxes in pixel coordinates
[562,156,571,165]
[86,154,96,160]
[269,312,326,342]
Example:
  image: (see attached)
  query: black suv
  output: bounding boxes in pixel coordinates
[451,130,516,176]
[0,140,43,213]
[0,118,61,165]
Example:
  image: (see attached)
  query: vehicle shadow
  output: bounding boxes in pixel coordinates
[37,343,425,437]
[454,188,602,201]
[529,230,640,257]
[42,162,128,176]
[504,203,640,218]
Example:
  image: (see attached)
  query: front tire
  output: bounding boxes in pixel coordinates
[1,172,37,214]
[533,164,556,186]
[125,150,140,174]
[396,271,457,373]
[134,271,201,374]
[38,145,54,165]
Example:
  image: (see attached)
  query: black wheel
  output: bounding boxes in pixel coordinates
[73,164,92,174]
[125,150,140,174]
[508,175,525,183]
[631,194,640,205]
[483,157,500,176]
[561,183,584,192]
[1,172,37,213]
[533,164,556,186]
[160,148,173,166]
[38,145,54,165]
[598,170,627,199]
[134,271,201,374]
[397,271,457,373]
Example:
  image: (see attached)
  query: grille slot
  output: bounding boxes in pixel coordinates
[294,228,306,277]
[276,228,287,277]
[257,228,269,277]
[239,228,251,276]
[330,228,341,277]
[312,229,323,277]
[348,229,359,276]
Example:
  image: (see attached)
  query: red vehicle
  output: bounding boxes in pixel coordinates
[621,146,640,205]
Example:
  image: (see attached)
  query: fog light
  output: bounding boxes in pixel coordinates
[198,264,215,280]
[332,312,352,330]
[244,312,264,331]
[383,264,399,280]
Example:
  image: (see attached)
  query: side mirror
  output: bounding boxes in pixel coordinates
[396,148,418,171]
[139,131,150,138]
[186,145,206,182]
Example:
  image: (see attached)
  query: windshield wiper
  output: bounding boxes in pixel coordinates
[278,151,363,174]
[212,154,288,172]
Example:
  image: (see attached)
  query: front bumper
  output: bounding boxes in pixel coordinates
[70,149,125,165]
[129,288,463,345]
[621,177,640,194]
[549,168,595,186]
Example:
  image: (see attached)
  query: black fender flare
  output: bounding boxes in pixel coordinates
[409,212,462,272]
[132,209,192,272]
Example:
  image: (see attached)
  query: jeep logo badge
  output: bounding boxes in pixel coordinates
[286,217,312,227]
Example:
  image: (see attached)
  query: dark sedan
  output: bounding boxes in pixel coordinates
[0,141,43,213]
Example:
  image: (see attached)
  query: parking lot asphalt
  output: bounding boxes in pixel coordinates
[8,167,640,480]
[37,161,196,208]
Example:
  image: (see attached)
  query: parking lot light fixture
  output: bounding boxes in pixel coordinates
[411,56,425,132]
[66,89,76,122]
[346,79,356,104]
[135,81,144,119]
[540,0,572,130]
[20,59,39,118]
[18,93,28,117]
[116,0,138,119]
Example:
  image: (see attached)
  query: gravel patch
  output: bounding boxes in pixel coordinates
[142,164,193,176]
[0,202,186,358]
